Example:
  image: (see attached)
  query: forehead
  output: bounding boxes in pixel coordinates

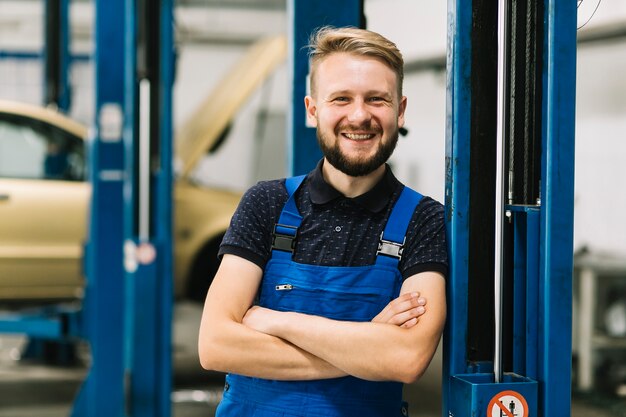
[313,53,399,97]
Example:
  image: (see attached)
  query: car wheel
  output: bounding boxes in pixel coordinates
[186,236,223,303]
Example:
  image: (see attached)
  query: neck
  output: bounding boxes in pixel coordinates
[321,159,386,198]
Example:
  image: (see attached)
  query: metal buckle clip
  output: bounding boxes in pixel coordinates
[376,232,405,260]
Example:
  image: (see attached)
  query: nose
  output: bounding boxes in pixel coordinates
[347,99,371,124]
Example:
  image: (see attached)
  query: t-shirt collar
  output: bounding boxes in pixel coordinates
[308,159,400,213]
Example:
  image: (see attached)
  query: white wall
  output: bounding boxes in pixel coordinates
[365,0,448,202]
[575,41,626,255]
[574,0,626,256]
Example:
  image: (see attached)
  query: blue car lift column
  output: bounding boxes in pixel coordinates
[122,0,174,415]
[72,0,127,413]
[287,0,365,175]
[443,1,576,416]
[72,0,174,415]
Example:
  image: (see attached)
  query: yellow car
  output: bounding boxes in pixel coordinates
[0,35,286,304]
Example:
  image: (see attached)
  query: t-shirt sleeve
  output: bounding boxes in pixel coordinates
[400,197,448,280]
[218,179,288,270]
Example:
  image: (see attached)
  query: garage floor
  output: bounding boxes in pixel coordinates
[0,302,623,417]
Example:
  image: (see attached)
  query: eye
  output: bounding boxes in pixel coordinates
[368,96,388,103]
[333,96,350,103]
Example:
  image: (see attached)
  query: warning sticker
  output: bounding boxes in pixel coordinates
[487,390,529,417]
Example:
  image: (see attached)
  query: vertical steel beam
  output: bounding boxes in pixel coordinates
[123,0,174,415]
[287,0,364,175]
[538,1,576,415]
[442,0,473,412]
[444,1,576,415]
[511,206,540,379]
[72,0,127,415]
[525,208,540,380]
[155,2,175,414]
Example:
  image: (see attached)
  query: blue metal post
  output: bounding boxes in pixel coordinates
[123,0,174,415]
[538,1,577,415]
[511,206,540,379]
[444,1,576,416]
[512,210,529,375]
[155,2,175,414]
[287,0,364,175]
[442,0,473,410]
[525,208,540,380]
[72,0,127,415]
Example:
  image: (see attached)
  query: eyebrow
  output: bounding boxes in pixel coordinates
[327,90,393,99]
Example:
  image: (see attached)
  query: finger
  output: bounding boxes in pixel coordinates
[388,305,426,326]
[385,294,425,318]
[401,317,418,329]
[395,295,426,312]
[372,292,425,323]
[372,294,413,322]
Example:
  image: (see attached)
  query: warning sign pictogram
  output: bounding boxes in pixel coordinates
[487,390,529,417]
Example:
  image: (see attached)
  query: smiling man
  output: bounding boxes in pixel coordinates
[198,26,448,417]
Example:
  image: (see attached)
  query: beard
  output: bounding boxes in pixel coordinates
[317,126,399,177]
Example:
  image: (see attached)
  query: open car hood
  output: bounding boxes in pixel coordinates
[175,34,287,179]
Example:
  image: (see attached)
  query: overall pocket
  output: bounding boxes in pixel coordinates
[259,260,402,321]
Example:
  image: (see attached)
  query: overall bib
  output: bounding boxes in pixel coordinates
[216,175,423,417]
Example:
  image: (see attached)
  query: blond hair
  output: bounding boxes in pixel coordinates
[307,26,404,97]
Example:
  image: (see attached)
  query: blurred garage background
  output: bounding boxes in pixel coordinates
[0,0,625,416]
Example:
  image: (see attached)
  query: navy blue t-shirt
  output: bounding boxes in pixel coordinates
[219,161,448,280]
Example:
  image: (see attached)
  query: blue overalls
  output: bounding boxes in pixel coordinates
[216,175,423,417]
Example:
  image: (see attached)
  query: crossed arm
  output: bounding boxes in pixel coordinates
[198,254,446,383]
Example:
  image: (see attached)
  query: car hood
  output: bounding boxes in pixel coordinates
[0,100,88,138]
[175,34,287,179]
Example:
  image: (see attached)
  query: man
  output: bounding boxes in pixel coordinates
[199,26,447,417]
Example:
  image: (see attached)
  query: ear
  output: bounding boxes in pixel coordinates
[397,96,408,128]
[304,96,318,127]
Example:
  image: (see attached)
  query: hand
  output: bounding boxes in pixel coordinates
[372,292,426,329]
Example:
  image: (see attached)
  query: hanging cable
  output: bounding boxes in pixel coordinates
[577,0,602,30]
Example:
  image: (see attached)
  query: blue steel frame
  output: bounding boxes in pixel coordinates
[0,51,90,61]
[0,0,173,414]
[443,0,472,411]
[72,0,175,415]
[538,2,576,414]
[511,206,540,379]
[287,0,363,176]
[443,1,576,416]
[73,0,127,415]
[122,0,174,415]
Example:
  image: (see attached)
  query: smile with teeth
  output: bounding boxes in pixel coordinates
[343,133,376,140]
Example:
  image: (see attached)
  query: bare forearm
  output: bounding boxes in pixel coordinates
[263,311,437,383]
[198,318,346,380]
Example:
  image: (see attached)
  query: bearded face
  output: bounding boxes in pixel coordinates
[305,53,407,178]
[317,121,400,177]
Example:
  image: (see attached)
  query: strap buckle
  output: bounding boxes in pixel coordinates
[272,224,298,253]
[377,232,405,260]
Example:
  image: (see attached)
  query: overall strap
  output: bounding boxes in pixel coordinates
[376,186,424,267]
[271,175,306,257]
